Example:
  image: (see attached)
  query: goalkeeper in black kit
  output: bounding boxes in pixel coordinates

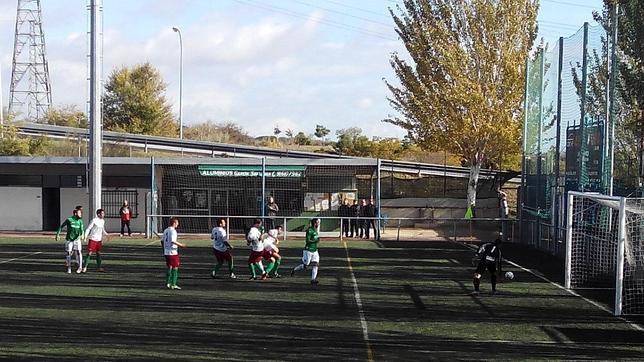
[471,238,503,295]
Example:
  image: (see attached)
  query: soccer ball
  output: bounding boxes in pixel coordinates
[504,271,514,280]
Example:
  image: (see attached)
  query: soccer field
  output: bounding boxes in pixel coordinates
[0,236,643,360]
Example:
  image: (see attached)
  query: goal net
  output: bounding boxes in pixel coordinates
[565,191,644,316]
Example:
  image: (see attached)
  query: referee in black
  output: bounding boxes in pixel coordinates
[471,238,503,295]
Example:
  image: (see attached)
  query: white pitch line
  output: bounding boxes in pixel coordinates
[458,242,644,332]
[145,239,161,247]
[343,241,374,362]
[0,251,42,264]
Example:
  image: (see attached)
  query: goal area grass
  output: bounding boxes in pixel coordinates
[0,235,642,360]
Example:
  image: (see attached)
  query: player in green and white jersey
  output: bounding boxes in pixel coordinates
[56,207,85,274]
[291,218,321,285]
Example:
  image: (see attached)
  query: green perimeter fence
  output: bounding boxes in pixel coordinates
[521,21,637,255]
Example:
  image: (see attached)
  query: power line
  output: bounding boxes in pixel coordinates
[541,0,600,10]
[290,0,393,27]
[538,19,583,30]
[320,0,392,19]
[229,0,397,41]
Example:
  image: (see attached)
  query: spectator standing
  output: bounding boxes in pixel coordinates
[265,196,279,231]
[365,199,379,240]
[349,200,359,238]
[359,199,368,238]
[119,200,132,237]
[498,189,509,241]
[338,199,350,238]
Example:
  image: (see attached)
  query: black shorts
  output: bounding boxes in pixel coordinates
[475,261,497,275]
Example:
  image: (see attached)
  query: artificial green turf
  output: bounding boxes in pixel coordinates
[0,236,642,360]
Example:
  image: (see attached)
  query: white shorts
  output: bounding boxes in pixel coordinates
[65,240,82,253]
[302,250,320,265]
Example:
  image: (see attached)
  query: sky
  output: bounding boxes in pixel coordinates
[0,0,604,140]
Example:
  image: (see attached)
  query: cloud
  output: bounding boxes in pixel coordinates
[356,97,374,109]
[0,1,408,140]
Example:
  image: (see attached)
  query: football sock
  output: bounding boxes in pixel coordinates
[265,261,275,274]
[166,269,172,285]
[473,278,480,292]
[249,264,256,278]
[256,262,265,274]
[294,264,305,272]
[96,255,102,268]
[171,269,179,286]
[76,252,83,268]
[228,260,234,274]
[83,254,91,267]
[311,266,318,281]
[273,259,281,274]
[66,255,71,267]
[491,275,497,291]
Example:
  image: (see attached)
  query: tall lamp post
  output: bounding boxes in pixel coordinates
[172,26,183,139]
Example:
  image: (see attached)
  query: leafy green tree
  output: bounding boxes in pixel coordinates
[184,121,253,144]
[294,131,312,145]
[370,138,404,159]
[285,128,294,144]
[591,1,642,189]
[103,62,177,137]
[0,123,50,156]
[384,0,538,207]
[614,0,644,184]
[44,105,88,128]
[334,127,374,156]
[314,124,330,142]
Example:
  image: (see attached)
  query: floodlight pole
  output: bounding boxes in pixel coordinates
[172,26,183,139]
[88,0,103,214]
[0,64,4,139]
[376,158,381,241]
[608,3,618,196]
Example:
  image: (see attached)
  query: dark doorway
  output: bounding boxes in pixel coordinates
[42,188,60,231]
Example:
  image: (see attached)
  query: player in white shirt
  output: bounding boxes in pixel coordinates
[247,218,267,280]
[262,225,283,278]
[162,217,186,289]
[211,218,236,279]
[81,208,109,273]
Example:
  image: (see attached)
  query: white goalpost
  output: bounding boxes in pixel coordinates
[565,191,644,316]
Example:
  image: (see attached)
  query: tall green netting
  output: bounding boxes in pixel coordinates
[522,23,614,254]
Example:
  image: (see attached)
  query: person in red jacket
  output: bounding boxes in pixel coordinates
[119,200,132,237]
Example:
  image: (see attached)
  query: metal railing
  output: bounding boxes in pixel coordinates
[146,214,516,243]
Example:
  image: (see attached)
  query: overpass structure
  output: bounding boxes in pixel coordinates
[16,122,520,183]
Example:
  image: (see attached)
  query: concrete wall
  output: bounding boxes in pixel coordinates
[0,187,42,230]
[60,188,148,234]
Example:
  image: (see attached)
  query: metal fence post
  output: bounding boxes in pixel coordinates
[261,158,266,223]
[397,218,401,241]
[453,220,457,242]
[226,216,230,240]
[376,158,381,241]
[283,217,288,241]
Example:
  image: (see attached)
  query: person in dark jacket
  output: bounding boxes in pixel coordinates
[359,199,368,238]
[349,200,359,238]
[365,199,379,240]
[338,199,350,238]
[265,196,279,231]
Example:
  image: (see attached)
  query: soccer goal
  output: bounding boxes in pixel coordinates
[565,191,644,316]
